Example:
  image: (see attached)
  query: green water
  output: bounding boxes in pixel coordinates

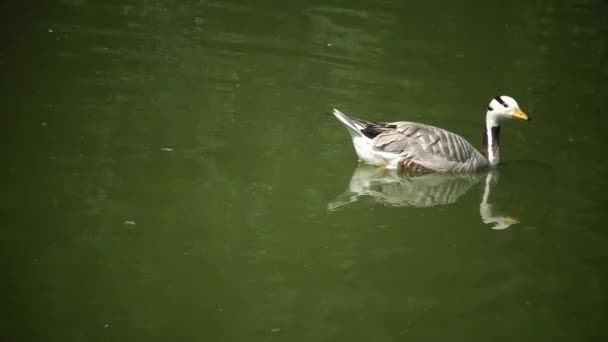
[2,0,608,341]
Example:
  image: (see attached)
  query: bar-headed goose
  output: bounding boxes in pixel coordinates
[332,96,530,172]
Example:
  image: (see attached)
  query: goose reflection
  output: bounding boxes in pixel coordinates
[328,166,518,230]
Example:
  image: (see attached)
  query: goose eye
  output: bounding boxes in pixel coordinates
[502,104,508,108]
[488,106,493,111]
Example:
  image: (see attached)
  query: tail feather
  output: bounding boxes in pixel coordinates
[332,108,365,138]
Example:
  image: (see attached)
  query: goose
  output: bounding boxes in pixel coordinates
[332,96,530,173]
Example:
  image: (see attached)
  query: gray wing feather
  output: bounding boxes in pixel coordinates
[372,122,488,172]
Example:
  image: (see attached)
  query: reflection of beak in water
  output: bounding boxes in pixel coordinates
[480,171,519,230]
[328,166,519,230]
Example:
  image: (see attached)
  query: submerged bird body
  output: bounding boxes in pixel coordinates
[333,96,529,173]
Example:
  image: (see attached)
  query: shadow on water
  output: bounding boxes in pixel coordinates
[329,166,518,230]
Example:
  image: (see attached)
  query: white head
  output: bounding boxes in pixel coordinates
[486,95,530,127]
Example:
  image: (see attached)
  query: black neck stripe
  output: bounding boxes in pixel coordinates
[481,125,501,156]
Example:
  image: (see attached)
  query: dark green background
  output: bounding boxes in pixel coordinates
[1,0,607,341]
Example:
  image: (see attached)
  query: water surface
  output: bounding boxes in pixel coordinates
[1,0,608,341]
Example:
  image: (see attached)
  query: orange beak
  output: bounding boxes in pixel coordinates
[512,107,530,121]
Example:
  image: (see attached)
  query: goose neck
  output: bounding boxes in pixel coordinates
[482,120,501,166]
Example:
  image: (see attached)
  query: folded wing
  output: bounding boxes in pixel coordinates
[372,122,488,172]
